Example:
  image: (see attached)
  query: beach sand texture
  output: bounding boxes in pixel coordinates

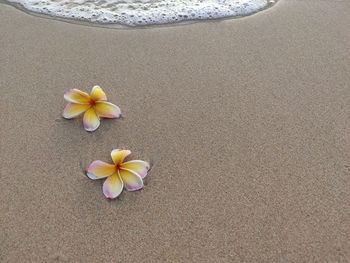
[1,0,350,262]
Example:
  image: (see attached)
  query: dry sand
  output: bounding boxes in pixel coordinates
[1,0,350,262]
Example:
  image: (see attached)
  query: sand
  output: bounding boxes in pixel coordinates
[1,1,350,262]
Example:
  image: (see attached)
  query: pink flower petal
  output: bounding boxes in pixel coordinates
[83,108,100,132]
[111,149,131,165]
[118,168,144,192]
[94,101,121,118]
[64,89,91,104]
[62,103,91,119]
[120,160,150,179]
[90,86,107,101]
[103,173,123,199]
[87,160,116,179]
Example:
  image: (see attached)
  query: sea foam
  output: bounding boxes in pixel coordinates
[5,0,275,27]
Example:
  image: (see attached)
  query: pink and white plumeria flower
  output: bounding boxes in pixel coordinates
[63,86,121,132]
[87,149,150,199]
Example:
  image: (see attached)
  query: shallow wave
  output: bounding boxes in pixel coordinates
[5,0,276,26]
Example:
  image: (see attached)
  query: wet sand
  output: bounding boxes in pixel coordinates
[0,0,350,262]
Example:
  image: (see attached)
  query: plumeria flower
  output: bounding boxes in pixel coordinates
[86,149,150,199]
[63,86,121,132]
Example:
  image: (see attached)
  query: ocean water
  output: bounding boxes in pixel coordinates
[5,0,276,27]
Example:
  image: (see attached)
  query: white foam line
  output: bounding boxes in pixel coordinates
[6,0,272,26]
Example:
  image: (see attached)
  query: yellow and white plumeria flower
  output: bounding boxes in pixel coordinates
[87,149,150,199]
[63,86,121,132]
